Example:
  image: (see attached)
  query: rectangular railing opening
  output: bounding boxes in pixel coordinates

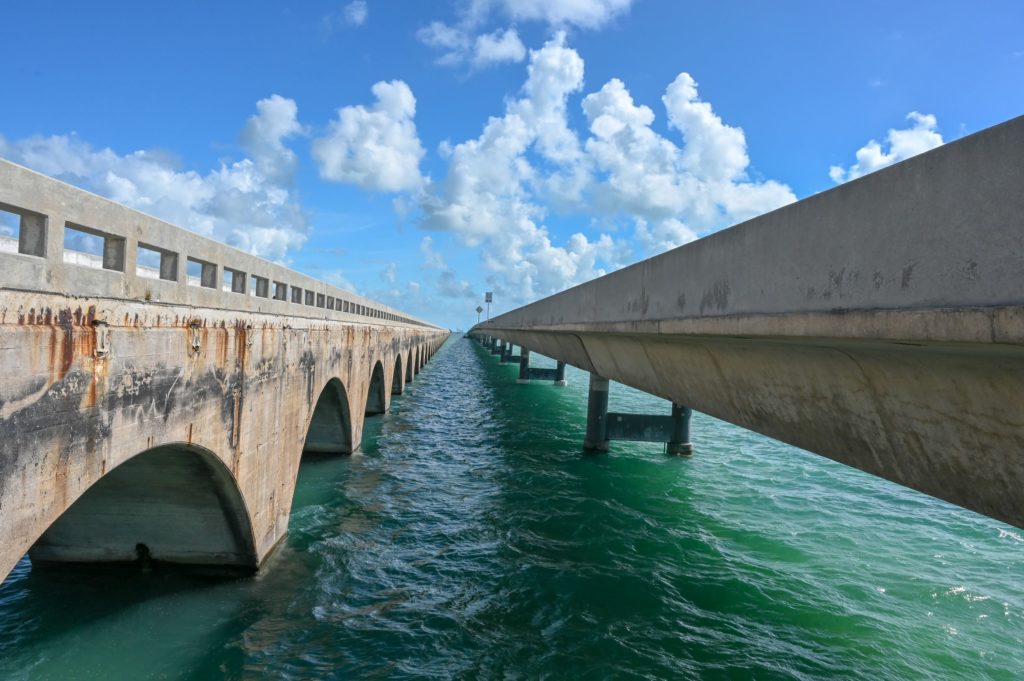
[291,286,303,304]
[317,293,326,308]
[187,257,217,288]
[273,281,288,301]
[63,223,124,272]
[0,206,19,255]
[0,203,47,257]
[137,243,178,281]
[223,267,247,294]
[304,290,315,306]
[251,275,269,298]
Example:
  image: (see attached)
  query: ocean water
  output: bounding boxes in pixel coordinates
[0,336,1021,680]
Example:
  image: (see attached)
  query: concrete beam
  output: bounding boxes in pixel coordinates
[474,116,1024,528]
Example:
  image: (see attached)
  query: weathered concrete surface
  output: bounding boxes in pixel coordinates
[0,159,426,325]
[475,116,1024,529]
[0,290,447,580]
[0,157,448,583]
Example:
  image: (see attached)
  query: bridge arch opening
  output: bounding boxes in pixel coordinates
[406,350,414,383]
[28,444,257,572]
[392,355,404,395]
[304,378,354,455]
[365,361,387,415]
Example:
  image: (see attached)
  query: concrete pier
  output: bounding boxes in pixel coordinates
[554,361,567,386]
[517,349,531,384]
[582,374,693,454]
[667,404,693,456]
[584,374,610,451]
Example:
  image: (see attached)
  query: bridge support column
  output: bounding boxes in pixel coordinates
[490,338,502,355]
[517,349,531,384]
[666,403,693,456]
[584,374,610,451]
[501,342,514,363]
[554,361,567,386]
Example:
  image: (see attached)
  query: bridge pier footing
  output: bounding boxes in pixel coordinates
[584,373,693,455]
[514,350,567,385]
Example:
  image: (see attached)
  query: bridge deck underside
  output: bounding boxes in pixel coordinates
[481,328,1024,529]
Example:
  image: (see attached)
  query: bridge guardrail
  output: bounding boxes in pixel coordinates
[0,159,439,329]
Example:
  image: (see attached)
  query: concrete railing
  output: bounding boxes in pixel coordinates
[0,159,439,329]
[477,115,1024,344]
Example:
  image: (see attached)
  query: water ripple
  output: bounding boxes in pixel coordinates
[0,337,1021,679]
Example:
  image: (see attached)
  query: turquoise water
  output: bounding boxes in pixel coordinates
[1,336,1021,679]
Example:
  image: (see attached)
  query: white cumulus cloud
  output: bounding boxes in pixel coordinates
[239,94,304,183]
[419,33,796,303]
[582,73,794,243]
[829,112,944,183]
[312,80,426,192]
[494,0,633,29]
[418,0,633,69]
[634,218,698,256]
[472,28,527,67]
[0,95,309,261]
[420,34,619,301]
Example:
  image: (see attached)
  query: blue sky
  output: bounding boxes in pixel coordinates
[2,1,1021,328]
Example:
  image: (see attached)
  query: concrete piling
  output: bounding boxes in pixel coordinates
[584,374,610,451]
[667,403,693,456]
[517,349,531,384]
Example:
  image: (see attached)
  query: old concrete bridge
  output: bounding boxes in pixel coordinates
[0,159,448,583]
[473,116,1024,530]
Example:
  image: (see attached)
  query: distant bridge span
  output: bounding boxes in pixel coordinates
[474,116,1024,529]
[0,159,448,582]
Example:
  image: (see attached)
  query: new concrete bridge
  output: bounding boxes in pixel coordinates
[0,159,448,582]
[474,116,1024,530]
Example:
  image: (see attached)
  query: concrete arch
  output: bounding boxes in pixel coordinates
[28,443,257,571]
[365,360,387,415]
[392,354,404,395]
[304,378,354,455]
[406,349,414,383]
